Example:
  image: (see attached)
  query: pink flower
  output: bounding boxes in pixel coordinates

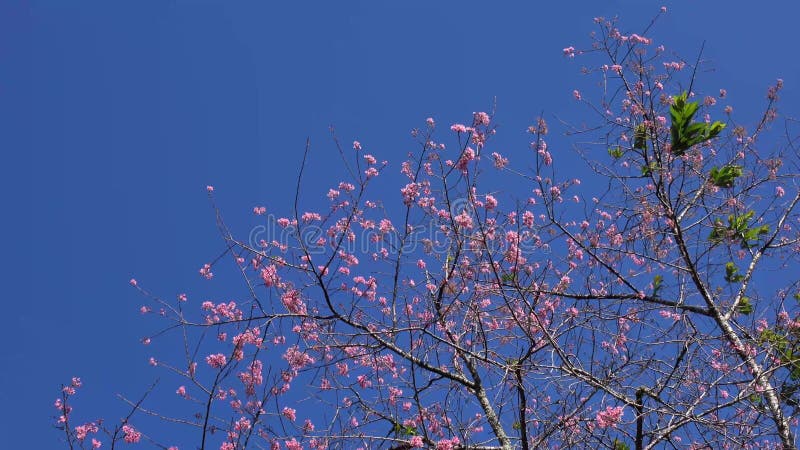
[301,212,321,222]
[595,406,624,428]
[436,437,460,450]
[455,147,476,171]
[129,278,138,286]
[199,263,213,280]
[353,141,361,151]
[491,152,508,169]
[285,438,303,450]
[357,374,372,388]
[629,33,651,45]
[426,117,435,127]
[454,210,474,229]
[206,353,227,369]
[176,386,187,397]
[122,425,142,443]
[261,265,279,287]
[379,219,394,233]
[338,182,355,192]
[410,436,424,448]
[473,111,490,126]
[563,46,576,58]
[206,185,214,192]
[75,422,98,441]
[92,439,102,449]
[776,186,786,197]
[326,189,340,200]
[573,90,581,100]
[401,183,420,205]
[281,289,307,315]
[282,407,297,421]
[283,346,315,371]
[450,123,467,133]
[663,61,685,71]
[485,194,498,210]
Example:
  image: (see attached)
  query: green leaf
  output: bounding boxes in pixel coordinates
[634,123,648,150]
[724,262,745,283]
[669,91,726,155]
[613,439,631,450]
[709,121,726,137]
[608,146,624,159]
[742,225,770,248]
[708,211,769,248]
[737,297,753,315]
[641,161,659,176]
[393,423,417,436]
[652,275,663,297]
[709,165,742,188]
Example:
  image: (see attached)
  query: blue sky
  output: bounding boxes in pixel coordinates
[2,1,800,448]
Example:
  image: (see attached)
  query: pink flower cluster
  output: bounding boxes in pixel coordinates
[282,406,297,421]
[283,345,316,371]
[199,263,213,280]
[206,353,227,369]
[122,424,141,443]
[436,437,460,450]
[595,405,624,428]
[281,289,308,315]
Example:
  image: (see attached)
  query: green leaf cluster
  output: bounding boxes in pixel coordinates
[613,439,631,450]
[670,92,726,155]
[709,211,770,248]
[709,165,742,188]
[393,423,417,437]
[736,297,753,315]
[652,275,663,298]
[634,123,648,150]
[608,146,624,159]
[724,262,745,283]
[760,328,800,379]
[641,161,660,177]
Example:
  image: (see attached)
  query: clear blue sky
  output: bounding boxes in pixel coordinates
[2,1,799,448]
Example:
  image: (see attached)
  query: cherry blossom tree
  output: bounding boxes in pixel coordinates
[55,10,800,450]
